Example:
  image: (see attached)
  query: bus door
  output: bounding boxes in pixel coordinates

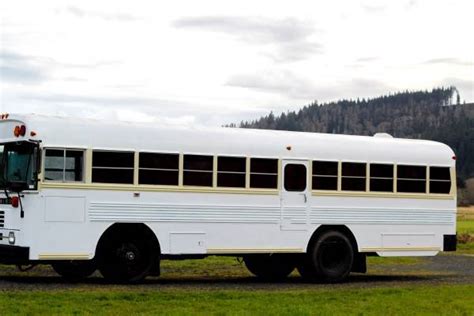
[280,159,309,231]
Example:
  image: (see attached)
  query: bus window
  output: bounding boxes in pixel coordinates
[250,158,278,189]
[397,165,426,193]
[183,155,213,187]
[217,156,246,188]
[312,161,338,190]
[284,164,307,192]
[341,162,366,191]
[429,167,451,194]
[370,164,394,192]
[92,151,134,184]
[139,153,179,186]
[44,149,84,182]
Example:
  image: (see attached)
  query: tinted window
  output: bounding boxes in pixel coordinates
[217,156,246,188]
[44,149,64,181]
[250,158,278,189]
[44,149,84,182]
[312,161,338,190]
[429,166,451,194]
[397,165,426,193]
[183,155,213,187]
[370,164,394,192]
[92,151,134,184]
[284,164,307,192]
[139,153,179,185]
[341,162,366,191]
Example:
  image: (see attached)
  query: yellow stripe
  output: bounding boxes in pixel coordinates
[40,182,279,195]
[312,190,454,200]
[207,248,303,254]
[360,247,440,252]
[38,253,90,260]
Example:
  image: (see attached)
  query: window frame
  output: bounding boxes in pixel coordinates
[369,163,394,193]
[43,148,85,183]
[249,157,279,189]
[217,155,247,188]
[341,161,367,192]
[182,154,214,187]
[312,160,339,191]
[396,164,427,194]
[91,150,135,184]
[428,165,452,195]
[138,151,180,186]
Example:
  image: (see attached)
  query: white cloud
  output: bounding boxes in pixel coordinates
[173,16,322,62]
[59,6,141,22]
[226,70,393,101]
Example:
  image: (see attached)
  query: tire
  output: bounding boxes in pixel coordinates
[98,233,159,283]
[244,254,295,281]
[52,260,97,281]
[298,230,354,283]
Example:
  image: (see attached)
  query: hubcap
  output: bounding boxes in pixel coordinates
[126,251,136,261]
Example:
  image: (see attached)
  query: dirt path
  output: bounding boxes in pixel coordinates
[0,254,472,291]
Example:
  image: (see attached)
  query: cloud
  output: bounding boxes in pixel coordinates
[226,70,316,99]
[173,16,322,62]
[226,70,392,101]
[62,6,140,22]
[361,3,387,12]
[0,51,48,84]
[355,56,379,63]
[0,50,120,85]
[423,58,472,67]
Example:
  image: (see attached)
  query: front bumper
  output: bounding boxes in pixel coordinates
[0,244,30,264]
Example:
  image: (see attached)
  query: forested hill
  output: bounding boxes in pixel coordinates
[234,87,474,182]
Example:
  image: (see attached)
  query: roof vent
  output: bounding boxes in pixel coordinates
[373,132,393,138]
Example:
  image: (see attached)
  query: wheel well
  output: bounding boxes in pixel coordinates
[95,223,161,260]
[306,225,359,254]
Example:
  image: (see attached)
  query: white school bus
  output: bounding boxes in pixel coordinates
[0,114,457,283]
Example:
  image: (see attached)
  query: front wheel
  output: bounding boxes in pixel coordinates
[98,236,158,283]
[52,260,97,281]
[298,230,354,283]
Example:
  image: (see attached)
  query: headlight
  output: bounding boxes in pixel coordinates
[8,232,15,245]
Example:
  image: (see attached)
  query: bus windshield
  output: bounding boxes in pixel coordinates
[0,142,39,191]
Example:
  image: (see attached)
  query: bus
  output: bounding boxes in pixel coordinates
[0,113,457,283]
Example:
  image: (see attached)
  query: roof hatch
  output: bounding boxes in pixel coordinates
[373,132,393,138]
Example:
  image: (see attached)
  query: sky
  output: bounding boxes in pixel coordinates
[1,0,473,126]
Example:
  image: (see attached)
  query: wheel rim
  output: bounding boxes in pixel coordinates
[103,240,153,281]
[318,236,351,274]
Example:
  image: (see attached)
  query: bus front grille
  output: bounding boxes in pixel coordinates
[0,211,4,227]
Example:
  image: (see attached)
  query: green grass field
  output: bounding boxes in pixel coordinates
[457,220,474,235]
[0,284,473,315]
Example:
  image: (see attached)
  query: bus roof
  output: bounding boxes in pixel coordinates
[2,113,455,166]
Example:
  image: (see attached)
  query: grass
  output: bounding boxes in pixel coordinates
[457,219,474,235]
[458,206,474,221]
[0,284,473,315]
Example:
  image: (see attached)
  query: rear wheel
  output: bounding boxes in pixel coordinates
[298,230,354,283]
[98,229,159,283]
[244,254,295,281]
[52,260,96,281]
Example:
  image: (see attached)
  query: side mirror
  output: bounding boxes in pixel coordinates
[7,181,29,193]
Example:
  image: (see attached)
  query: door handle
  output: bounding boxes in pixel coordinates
[300,193,307,203]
